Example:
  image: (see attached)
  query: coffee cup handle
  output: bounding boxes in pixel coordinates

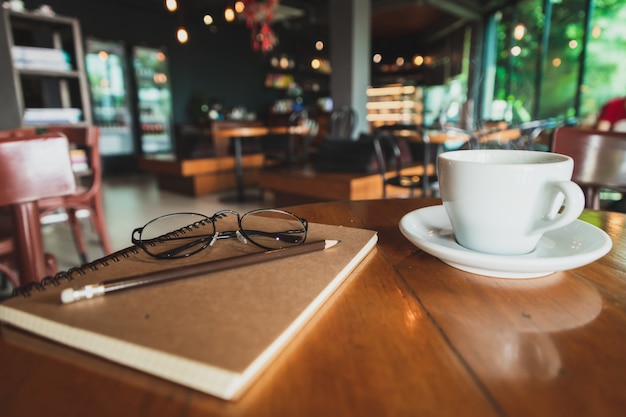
[534,181,585,235]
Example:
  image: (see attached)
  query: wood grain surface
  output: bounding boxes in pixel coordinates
[1,198,624,417]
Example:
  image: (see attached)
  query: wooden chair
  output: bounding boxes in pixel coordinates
[0,127,37,139]
[0,211,20,288]
[1,127,43,287]
[38,126,112,264]
[0,133,76,285]
[551,126,626,209]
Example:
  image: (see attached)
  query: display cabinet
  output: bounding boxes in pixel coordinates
[366,84,423,128]
[0,8,92,130]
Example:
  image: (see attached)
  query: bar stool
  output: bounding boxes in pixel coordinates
[0,133,76,285]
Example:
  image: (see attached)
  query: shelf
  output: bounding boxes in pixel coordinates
[7,10,76,27]
[0,9,92,130]
[17,69,81,78]
[366,84,424,128]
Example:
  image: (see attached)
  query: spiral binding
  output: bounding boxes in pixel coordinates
[11,212,274,297]
[12,246,140,298]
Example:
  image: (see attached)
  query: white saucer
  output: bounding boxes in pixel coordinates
[399,205,613,279]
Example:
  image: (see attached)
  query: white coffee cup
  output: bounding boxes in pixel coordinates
[438,149,585,255]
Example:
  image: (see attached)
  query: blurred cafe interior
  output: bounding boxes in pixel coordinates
[1,0,626,283]
[3,2,626,416]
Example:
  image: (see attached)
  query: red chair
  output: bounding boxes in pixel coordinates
[551,127,626,209]
[0,215,20,288]
[38,126,112,264]
[0,133,76,285]
[0,127,37,139]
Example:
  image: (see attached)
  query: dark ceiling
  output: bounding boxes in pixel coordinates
[117,0,517,41]
[370,0,513,39]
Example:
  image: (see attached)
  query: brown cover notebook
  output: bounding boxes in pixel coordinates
[0,222,377,400]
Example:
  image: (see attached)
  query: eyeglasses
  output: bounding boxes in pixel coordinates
[131,209,308,259]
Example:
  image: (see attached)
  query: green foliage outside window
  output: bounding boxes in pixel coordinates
[492,0,626,126]
[582,0,626,124]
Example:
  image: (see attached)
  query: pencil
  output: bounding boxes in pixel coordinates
[61,239,339,304]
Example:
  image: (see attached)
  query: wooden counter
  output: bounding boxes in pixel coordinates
[259,163,434,206]
[139,153,264,196]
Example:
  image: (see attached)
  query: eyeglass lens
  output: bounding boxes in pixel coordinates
[138,213,215,258]
[239,209,307,249]
[137,209,306,258]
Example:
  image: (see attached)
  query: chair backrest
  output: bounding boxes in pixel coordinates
[0,133,76,284]
[329,106,357,138]
[551,126,626,208]
[277,110,317,163]
[0,134,76,206]
[372,126,418,174]
[287,110,318,138]
[0,127,37,139]
[288,110,308,128]
[45,125,102,194]
[372,131,402,178]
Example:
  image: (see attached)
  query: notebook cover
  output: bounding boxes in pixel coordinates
[0,222,377,400]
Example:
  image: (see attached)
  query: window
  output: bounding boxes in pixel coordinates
[580,0,626,125]
[486,0,626,126]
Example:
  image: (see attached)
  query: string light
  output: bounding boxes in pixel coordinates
[225,7,235,22]
[591,25,601,38]
[513,23,526,40]
[177,27,189,44]
[165,0,177,12]
[153,72,168,84]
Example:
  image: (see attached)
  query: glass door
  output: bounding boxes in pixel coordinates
[132,46,173,154]
[85,39,134,156]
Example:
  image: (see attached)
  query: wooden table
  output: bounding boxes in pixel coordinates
[216,125,306,202]
[259,163,433,206]
[212,126,273,202]
[1,198,625,417]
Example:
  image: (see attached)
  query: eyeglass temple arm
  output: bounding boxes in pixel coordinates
[134,233,214,258]
[239,228,306,244]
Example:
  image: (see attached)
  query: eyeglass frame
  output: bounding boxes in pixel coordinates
[131,208,309,259]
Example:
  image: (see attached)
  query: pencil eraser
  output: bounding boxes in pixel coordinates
[60,289,76,304]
